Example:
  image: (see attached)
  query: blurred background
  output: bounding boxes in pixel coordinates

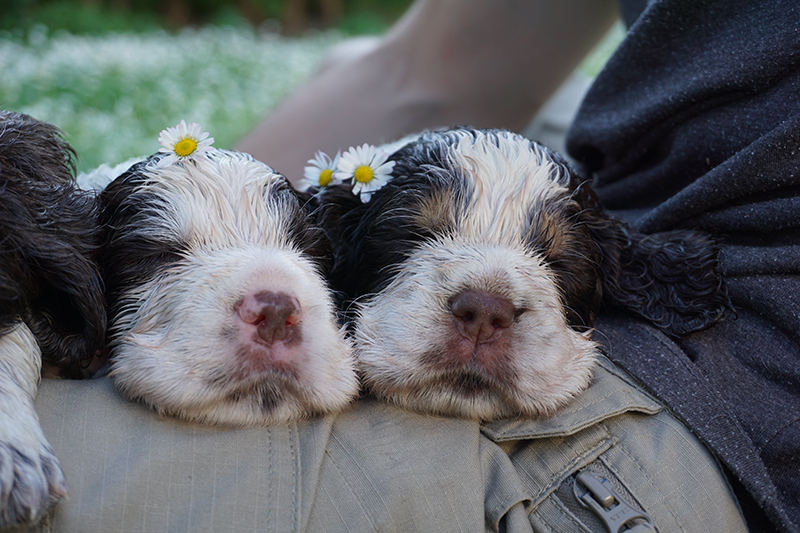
[0,0,413,173]
[1,0,621,175]
[0,0,414,37]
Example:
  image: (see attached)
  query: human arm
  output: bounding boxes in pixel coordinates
[235,0,618,181]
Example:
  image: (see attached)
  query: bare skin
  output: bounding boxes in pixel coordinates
[235,0,618,183]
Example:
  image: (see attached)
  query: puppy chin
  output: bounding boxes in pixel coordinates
[324,127,728,421]
[353,238,598,421]
[109,245,358,427]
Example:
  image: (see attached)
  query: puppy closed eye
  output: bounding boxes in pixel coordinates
[99,147,359,427]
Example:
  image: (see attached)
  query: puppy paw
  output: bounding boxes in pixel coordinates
[0,435,67,528]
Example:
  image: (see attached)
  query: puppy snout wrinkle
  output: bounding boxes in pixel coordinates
[449,289,515,344]
[237,291,302,345]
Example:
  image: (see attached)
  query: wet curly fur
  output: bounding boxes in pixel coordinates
[0,110,105,527]
[317,127,730,420]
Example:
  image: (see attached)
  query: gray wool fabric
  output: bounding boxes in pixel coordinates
[567,0,800,531]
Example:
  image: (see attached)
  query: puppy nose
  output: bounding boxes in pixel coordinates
[237,291,302,345]
[449,289,516,343]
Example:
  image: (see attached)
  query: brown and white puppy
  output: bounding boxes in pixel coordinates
[0,111,106,527]
[99,149,358,426]
[319,127,729,420]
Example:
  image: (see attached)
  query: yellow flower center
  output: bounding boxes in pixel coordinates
[174,138,198,157]
[354,165,374,183]
[318,168,334,187]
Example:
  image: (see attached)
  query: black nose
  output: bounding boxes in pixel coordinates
[449,289,516,343]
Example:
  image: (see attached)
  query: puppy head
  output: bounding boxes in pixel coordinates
[0,110,105,375]
[320,127,729,420]
[100,149,358,426]
[320,129,605,420]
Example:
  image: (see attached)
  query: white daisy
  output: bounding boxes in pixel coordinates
[334,143,395,202]
[300,150,340,191]
[156,120,215,167]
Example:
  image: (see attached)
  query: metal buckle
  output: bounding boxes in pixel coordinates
[573,470,654,533]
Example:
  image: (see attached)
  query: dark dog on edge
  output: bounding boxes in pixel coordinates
[0,111,106,527]
[318,127,729,420]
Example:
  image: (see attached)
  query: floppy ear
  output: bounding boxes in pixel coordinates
[0,113,106,369]
[281,183,333,274]
[315,183,374,309]
[589,217,731,337]
[609,228,731,336]
[551,172,731,337]
[21,213,106,367]
[0,186,106,369]
[0,203,34,335]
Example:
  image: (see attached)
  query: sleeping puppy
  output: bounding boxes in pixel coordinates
[318,127,729,420]
[98,147,358,426]
[0,111,105,527]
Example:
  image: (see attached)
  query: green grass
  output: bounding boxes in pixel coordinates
[1,25,341,173]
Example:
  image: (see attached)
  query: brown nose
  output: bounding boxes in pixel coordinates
[237,291,302,345]
[449,289,516,343]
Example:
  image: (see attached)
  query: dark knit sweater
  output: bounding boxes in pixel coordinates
[567,1,800,531]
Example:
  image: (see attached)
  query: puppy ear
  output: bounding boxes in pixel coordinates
[0,215,31,335]
[597,223,731,337]
[555,175,730,337]
[316,184,371,304]
[26,233,106,366]
[1,184,106,365]
[0,112,106,368]
[284,184,333,273]
[294,187,319,214]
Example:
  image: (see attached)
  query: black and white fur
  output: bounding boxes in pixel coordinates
[319,127,729,420]
[99,149,358,426]
[0,111,105,527]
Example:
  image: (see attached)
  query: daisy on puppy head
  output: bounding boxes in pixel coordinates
[316,127,730,420]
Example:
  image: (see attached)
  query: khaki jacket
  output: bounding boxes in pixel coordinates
[31,357,746,532]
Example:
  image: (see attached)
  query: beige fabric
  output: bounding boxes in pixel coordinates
[26,357,748,532]
[483,358,749,533]
[30,377,485,533]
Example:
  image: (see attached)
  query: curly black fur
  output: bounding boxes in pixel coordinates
[0,110,105,373]
[601,228,732,336]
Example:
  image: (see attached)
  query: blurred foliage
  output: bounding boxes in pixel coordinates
[0,0,414,35]
[4,1,162,35]
[578,22,625,77]
[0,0,413,176]
[0,0,621,178]
[0,26,342,173]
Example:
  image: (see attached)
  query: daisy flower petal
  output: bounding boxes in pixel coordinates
[335,144,395,202]
[299,150,341,191]
[156,120,215,167]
